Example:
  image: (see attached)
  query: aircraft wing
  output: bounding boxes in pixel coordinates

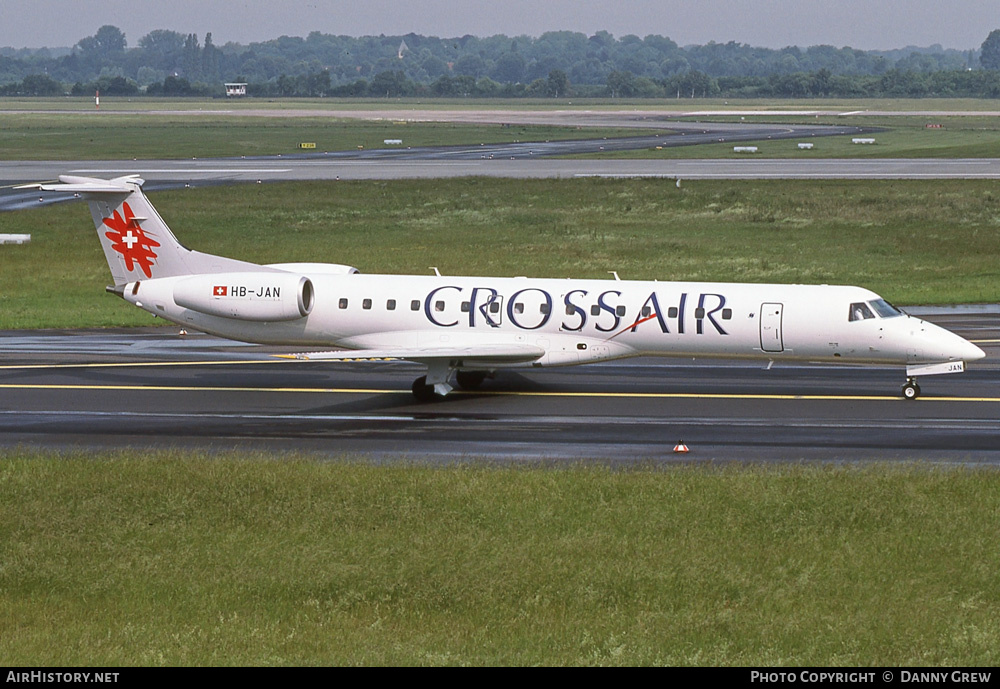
[275,344,545,366]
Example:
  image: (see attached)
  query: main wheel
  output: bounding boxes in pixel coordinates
[902,382,920,400]
[411,375,437,402]
[455,370,487,390]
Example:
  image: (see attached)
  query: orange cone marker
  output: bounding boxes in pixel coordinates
[673,442,690,453]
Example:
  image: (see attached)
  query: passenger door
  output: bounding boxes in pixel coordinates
[760,303,784,353]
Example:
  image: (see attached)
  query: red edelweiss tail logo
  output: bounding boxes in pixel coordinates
[102,201,160,278]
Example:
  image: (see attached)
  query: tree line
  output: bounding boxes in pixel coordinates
[2,25,1000,99]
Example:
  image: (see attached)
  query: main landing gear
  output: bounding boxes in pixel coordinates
[902,378,921,400]
[455,370,487,390]
[411,370,490,402]
[411,376,436,402]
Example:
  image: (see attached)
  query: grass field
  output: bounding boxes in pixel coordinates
[576,114,1000,159]
[1,452,998,666]
[3,97,1000,160]
[0,111,641,160]
[2,177,998,329]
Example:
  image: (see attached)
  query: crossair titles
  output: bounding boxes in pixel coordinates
[423,285,731,335]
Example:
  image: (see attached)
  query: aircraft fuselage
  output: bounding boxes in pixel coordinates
[122,273,982,370]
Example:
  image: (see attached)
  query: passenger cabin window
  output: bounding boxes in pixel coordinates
[489,302,500,314]
[435,300,445,312]
[387,299,396,311]
[338,298,348,309]
[461,301,471,313]
[849,302,875,322]
[411,300,420,311]
[362,298,372,310]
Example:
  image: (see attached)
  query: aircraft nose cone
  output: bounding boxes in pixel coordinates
[963,340,986,362]
[942,329,985,362]
[914,321,986,363]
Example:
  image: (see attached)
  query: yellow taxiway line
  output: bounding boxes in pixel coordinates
[0,359,292,371]
[1,382,999,402]
[2,359,997,401]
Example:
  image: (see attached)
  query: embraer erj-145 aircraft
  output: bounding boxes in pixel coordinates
[26,175,985,400]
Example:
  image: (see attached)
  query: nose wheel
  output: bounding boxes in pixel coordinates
[902,378,921,400]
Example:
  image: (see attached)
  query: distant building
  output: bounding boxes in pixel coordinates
[225,82,247,97]
[398,40,409,59]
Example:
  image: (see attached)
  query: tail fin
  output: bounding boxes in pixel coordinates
[26,175,263,283]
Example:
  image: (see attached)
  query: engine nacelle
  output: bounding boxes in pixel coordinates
[173,272,314,321]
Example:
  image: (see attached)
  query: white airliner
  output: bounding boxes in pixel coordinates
[25,174,985,400]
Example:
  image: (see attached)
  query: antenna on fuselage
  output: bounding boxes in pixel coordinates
[430,267,441,277]
[608,271,620,281]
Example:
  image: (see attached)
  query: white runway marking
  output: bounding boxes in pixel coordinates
[71,168,294,174]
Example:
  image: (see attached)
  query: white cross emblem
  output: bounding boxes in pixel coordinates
[123,230,138,250]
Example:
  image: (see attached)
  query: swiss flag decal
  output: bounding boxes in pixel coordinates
[213,286,228,296]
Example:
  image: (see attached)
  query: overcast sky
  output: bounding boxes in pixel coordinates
[2,0,998,51]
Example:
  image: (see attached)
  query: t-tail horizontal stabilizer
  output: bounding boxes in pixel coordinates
[17,174,144,195]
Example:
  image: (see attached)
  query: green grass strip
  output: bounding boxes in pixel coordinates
[1,450,998,665]
[584,114,1000,159]
[0,112,641,160]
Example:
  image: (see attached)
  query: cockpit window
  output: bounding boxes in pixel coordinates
[849,302,875,322]
[869,298,903,318]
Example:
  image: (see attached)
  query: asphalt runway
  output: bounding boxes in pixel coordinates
[2,312,998,464]
[4,111,999,212]
[7,156,1000,212]
[0,118,883,210]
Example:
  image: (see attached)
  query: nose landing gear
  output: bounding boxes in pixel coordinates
[902,378,921,400]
